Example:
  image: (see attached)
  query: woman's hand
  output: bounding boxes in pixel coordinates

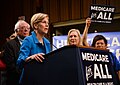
[26,53,45,62]
[86,18,91,27]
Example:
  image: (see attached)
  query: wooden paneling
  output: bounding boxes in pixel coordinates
[43,0,50,14]
[1,0,120,49]
[21,0,32,23]
[49,0,60,22]
[110,0,120,13]
[59,0,69,21]
[82,0,93,18]
[95,0,107,4]
[0,0,39,49]
[71,0,81,19]
[43,0,120,23]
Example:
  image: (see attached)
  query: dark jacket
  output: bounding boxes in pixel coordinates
[2,37,21,85]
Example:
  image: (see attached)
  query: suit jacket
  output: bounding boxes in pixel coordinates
[2,37,21,85]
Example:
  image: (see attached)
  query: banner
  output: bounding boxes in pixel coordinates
[90,4,115,23]
[53,32,120,62]
[80,47,117,85]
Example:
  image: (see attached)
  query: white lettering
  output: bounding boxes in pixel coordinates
[82,52,109,62]
[105,64,112,78]
[108,13,112,20]
[106,37,111,47]
[56,40,67,48]
[87,82,114,85]
[94,64,112,79]
[97,12,103,19]
[116,49,120,61]
[100,64,107,78]
[97,12,112,20]
[91,6,115,12]
[111,37,120,46]
[91,6,97,10]
[103,12,108,20]
[94,64,101,79]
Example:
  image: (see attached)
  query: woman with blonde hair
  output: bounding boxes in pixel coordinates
[67,29,82,47]
[17,13,51,84]
[67,17,91,47]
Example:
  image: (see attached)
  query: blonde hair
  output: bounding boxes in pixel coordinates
[67,29,83,46]
[31,13,48,29]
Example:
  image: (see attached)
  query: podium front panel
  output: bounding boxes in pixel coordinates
[79,47,119,85]
[22,46,119,85]
[22,46,85,85]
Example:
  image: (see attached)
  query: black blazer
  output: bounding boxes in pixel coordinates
[2,37,21,85]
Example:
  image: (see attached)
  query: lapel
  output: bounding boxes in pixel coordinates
[14,37,21,49]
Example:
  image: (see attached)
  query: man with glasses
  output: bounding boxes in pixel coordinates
[2,20,30,85]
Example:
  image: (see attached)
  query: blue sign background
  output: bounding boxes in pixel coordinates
[53,32,120,62]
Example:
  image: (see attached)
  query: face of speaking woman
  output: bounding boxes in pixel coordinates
[34,17,49,36]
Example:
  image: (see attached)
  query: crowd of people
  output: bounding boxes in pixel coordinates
[67,17,120,83]
[0,13,120,85]
[0,19,30,85]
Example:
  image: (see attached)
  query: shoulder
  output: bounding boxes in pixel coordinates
[21,35,34,48]
[4,37,19,46]
[109,52,116,57]
[24,35,33,42]
[109,52,119,63]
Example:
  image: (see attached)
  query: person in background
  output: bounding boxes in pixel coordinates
[17,13,51,84]
[9,32,17,40]
[5,32,17,42]
[2,20,30,85]
[0,48,6,85]
[67,17,91,47]
[82,17,91,46]
[91,35,120,82]
[0,32,17,85]
[67,29,82,46]
[82,18,120,82]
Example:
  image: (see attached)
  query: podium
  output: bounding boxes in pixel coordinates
[22,46,119,85]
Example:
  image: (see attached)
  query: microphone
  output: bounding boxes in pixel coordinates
[51,43,58,50]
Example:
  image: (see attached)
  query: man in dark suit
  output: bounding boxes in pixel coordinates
[2,20,30,85]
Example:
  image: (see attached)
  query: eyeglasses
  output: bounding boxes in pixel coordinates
[20,26,30,30]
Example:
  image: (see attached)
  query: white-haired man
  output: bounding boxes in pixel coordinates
[2,20,30,85]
